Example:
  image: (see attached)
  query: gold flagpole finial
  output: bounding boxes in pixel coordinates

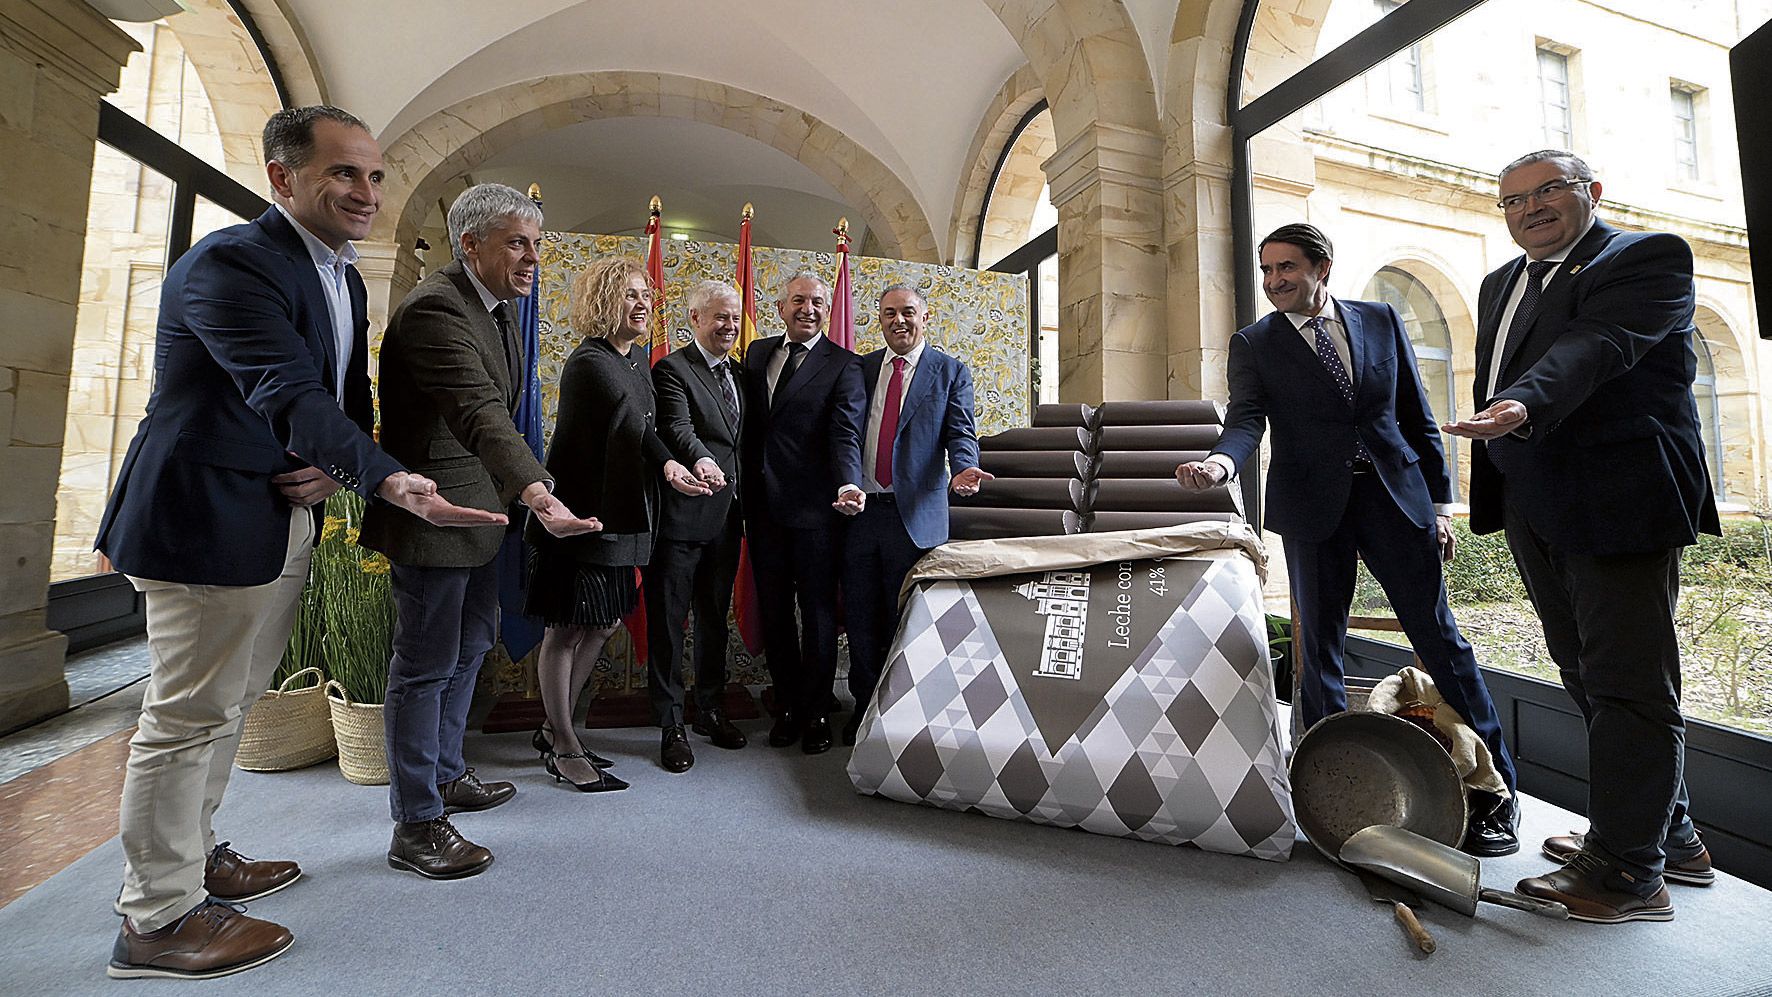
[837,216,849,236]
[649,195,662,214]
[742,202,755,220]
[527,183,542,202]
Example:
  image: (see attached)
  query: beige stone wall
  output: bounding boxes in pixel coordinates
[0,0,136,732]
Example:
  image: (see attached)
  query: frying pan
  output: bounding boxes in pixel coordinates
[1288,710,1468,862]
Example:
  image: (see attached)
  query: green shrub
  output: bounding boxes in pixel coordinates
[314,490,395,703]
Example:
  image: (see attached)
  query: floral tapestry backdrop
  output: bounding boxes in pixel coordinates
[489,232,1030,696]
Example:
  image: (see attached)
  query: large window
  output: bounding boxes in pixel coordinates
[1374,1,1426,111]
[1672,83,1702,181]
[1537,46,1574,148]
[1364,267,1458,497]
[1692,333,1724,500]
[977,103,1058,412]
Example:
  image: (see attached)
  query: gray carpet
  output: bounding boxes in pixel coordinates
[5,721,1771,997]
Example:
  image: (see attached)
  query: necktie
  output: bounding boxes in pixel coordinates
[1488,260,1557,398]
[772,341,807,406]
[492,301,518,380]
[1309,315,1372,464]
[875,356,906,488]
[717,361,739,424]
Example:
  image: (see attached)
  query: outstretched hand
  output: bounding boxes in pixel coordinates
[1442,399,1529,440]
[529,489,603,537]
[1174,460,1226,491]
[377,471,509,527]
[833,487,865,516]
[693,457,728,491]
[950,467,994,497]
[664,460,714,496]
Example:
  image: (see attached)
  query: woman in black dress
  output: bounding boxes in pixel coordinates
[525,256,710,791]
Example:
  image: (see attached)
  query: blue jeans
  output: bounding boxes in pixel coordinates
[385,560,500,823]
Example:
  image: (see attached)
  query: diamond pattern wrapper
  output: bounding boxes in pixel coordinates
[847,553,1295,861]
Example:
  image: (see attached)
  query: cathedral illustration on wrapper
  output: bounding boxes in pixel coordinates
[1013,570,1089,680]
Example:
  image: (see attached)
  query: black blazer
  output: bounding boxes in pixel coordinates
[95,207,402,586]
[525,337,673,560]
[740,334,866,530]
[1471,219,1720,554]
[653,345,743,543]
[1211,299,1449,543]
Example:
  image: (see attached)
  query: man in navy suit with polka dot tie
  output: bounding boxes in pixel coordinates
[1175,222,1519,857]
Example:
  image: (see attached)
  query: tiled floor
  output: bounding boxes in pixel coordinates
[0,638,150,910]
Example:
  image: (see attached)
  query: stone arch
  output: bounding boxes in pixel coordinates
[160,0,288,191]
[372,72,939,273]
[949,63,1047,266]
[1693,300,1756,503]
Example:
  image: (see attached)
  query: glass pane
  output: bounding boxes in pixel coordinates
[110,20,230,177]
[1036,253,1059,405]
[979,109,1055,268]
[53,152,176,582]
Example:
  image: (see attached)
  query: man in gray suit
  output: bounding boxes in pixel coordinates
[361,183,599,879]
[644,280,750,772]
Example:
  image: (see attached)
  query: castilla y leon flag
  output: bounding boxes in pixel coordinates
[731,202,764,653]
[828,217,855,352]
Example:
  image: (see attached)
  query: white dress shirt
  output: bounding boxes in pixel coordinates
[275,204,357,401]
[766,332,823,396]
[851,339,927,494]
[1484,218,1595,401]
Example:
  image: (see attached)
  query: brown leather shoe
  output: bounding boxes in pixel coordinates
[1542,829,1715,886]
[107,898,293,979]
[203,842,301,903]
[1517,852,1674,924]
[438,768,516,814]
[387,817,494,880]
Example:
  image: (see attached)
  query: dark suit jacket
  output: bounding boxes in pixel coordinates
[359,261,548,568]
[653,345,743,543]
[95,207,402,586]
[740,334,865,530]
[832,345,981,549]
[524,337,673,561]
[1212,299,1449,543]
[1471,219,1720,554]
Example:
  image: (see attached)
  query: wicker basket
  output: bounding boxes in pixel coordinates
[325,679,388,785]
[235,667,336,772]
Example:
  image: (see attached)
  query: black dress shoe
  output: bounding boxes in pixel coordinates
[387,817,493,880]
[533,725,612,768]
[767,712,801,748]
[692,708,748,750]
[1462,794,1521,857]
[801,715,833,755]
[545,752,630,793]
[841,712,863,747]
[661,725,695,773]
[439,768,516,814]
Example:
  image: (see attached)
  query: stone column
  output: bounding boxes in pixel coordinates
[352,239,422,373]
[1043,122,1168,404]
[0,0,138,732]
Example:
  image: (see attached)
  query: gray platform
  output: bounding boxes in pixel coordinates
[4,721,1770,997]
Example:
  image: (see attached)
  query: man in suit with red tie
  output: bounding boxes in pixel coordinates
[1445,151,1720,923]
[833,285,991,746]
[741,273,866,754]
[646,280,752,772]
[95,107,503,979]
[1176,223,1519,857]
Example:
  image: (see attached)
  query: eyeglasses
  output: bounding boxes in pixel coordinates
[1497,178,1594,213]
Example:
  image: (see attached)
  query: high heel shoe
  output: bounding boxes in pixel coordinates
[544,752,630,793]
[532,725,612,768]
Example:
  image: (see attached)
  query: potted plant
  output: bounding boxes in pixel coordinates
[317,490,397,785]
[1266,613,1293,702]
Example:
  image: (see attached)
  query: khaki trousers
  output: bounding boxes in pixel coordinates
[117,509,314,930]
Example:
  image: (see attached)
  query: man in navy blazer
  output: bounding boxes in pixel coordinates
[95,107,500,980]
[1446,150,1720,923]
[1177,223,1519,856]
[740,272,866,754]
[833,285,990,745]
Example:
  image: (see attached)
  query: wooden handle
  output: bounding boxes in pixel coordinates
[1393,902,1436,954]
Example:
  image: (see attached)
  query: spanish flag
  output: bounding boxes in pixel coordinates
[645,195,669,366]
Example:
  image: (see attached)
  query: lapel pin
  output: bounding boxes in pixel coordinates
[1568,264,1583,275]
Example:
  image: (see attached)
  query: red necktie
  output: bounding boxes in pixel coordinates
[875,356,906,488]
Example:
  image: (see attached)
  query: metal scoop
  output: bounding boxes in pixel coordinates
[1342,824,1570,920]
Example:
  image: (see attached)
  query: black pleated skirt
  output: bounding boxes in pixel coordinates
[523,550,639,628]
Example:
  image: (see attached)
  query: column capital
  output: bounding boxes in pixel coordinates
[1042,121,1165,207]
[0,0,138,96]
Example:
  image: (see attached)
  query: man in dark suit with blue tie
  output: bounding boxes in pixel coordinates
[646,279,752,772]
[1177,223,1519,856]
[833,285,991,746]
[95,107,502,979]
[741,273,866,754]
[1446,150,1720,923]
